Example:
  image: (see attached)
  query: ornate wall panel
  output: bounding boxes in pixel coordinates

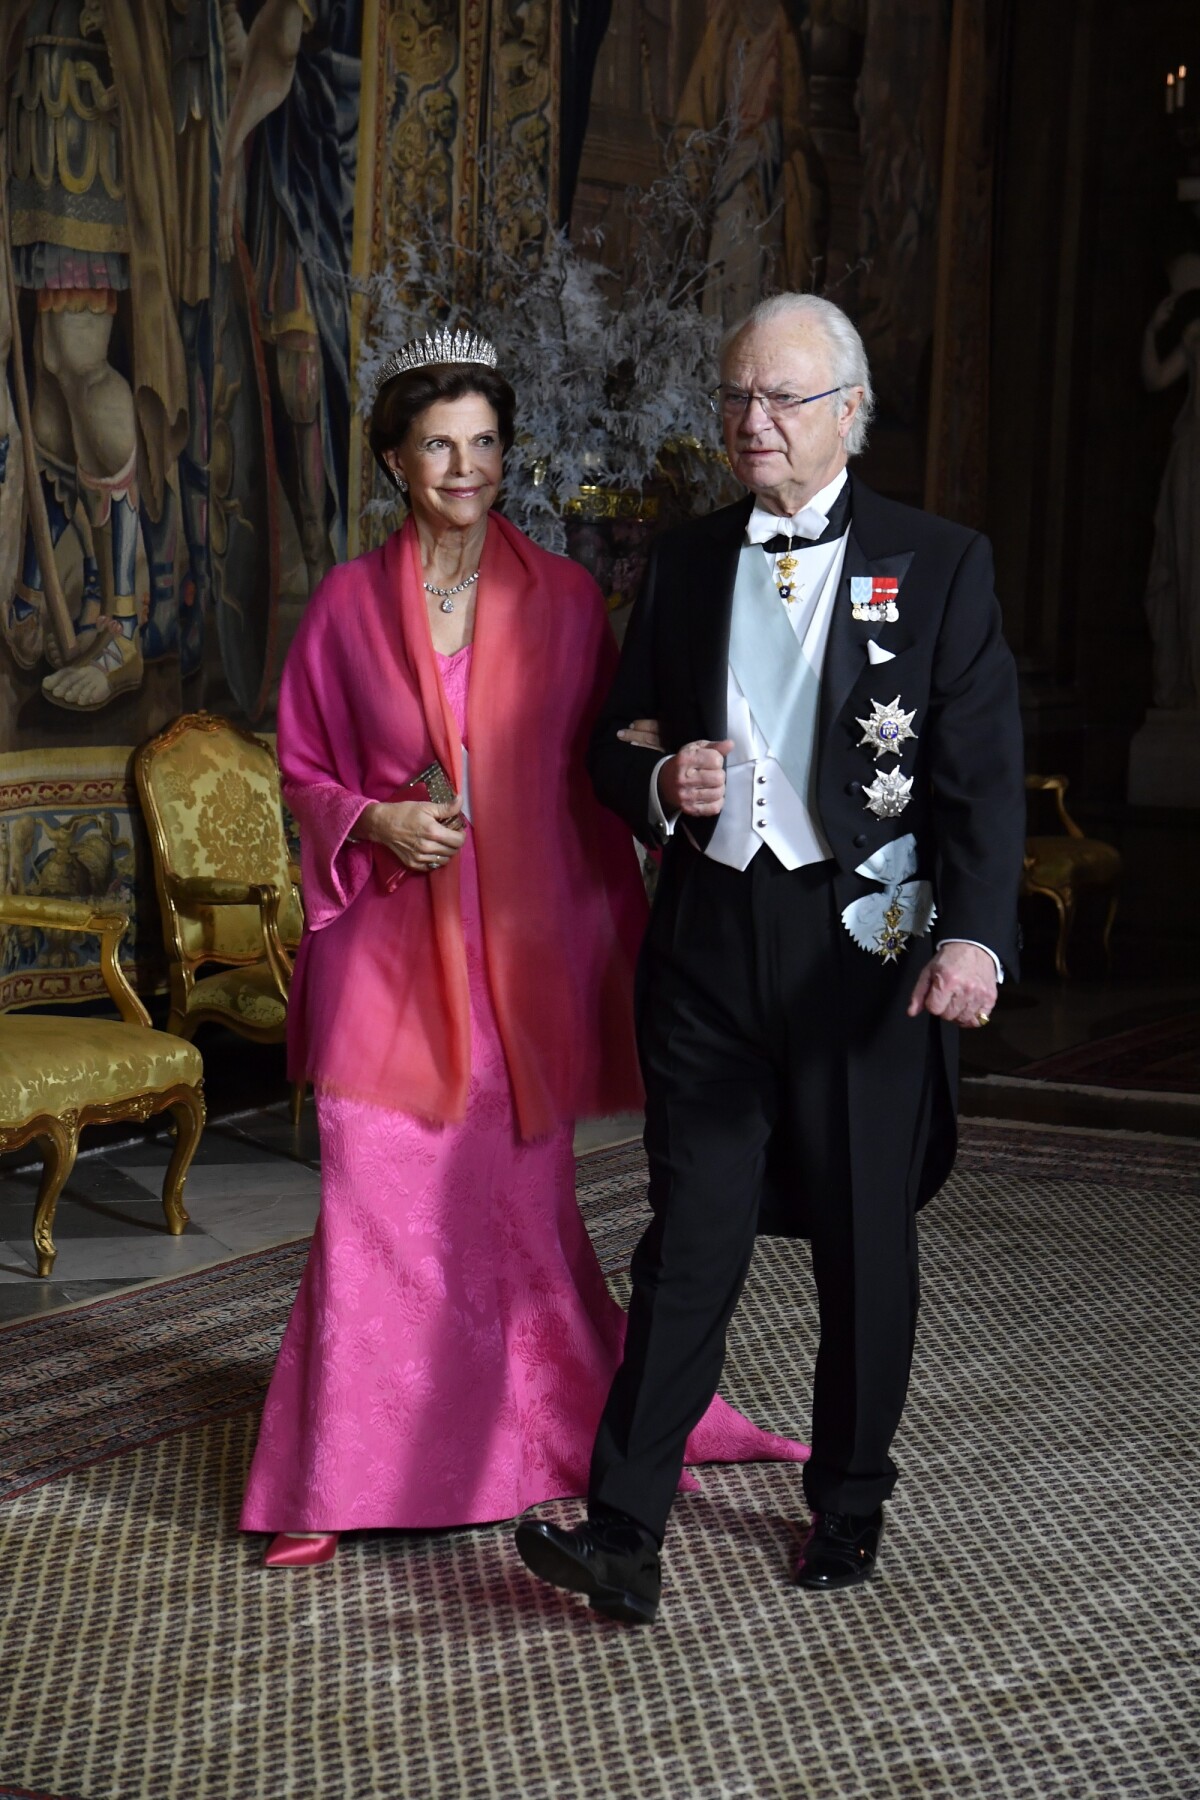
[924,0,1001,530]
[0,745,160,1006]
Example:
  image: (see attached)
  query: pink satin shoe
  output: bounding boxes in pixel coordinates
[263,1532,340,1567]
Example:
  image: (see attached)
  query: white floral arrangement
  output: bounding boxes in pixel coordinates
[358,117,756,552]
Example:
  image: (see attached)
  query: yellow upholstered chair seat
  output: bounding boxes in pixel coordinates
[1021,776,1122,978]
[186,962,290,1032]
[0,895,206,1277]
[0,1016,202,1122]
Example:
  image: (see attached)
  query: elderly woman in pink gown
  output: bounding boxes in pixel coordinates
[240,328,806,1566]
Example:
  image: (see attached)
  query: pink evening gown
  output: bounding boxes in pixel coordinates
[241,645,806,1533]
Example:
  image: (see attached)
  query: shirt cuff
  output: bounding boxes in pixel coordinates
[937,938,1004,984]
[649,754,680,840]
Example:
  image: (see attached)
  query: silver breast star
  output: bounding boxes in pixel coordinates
[856,696,918,760]
[863,768,914,819]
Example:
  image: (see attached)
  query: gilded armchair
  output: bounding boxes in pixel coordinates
[1021,775,1122,978]
[134,711,303,1052]
[0,896,205,1277]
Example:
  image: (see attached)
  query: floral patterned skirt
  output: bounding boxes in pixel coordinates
[240,834,805,1533]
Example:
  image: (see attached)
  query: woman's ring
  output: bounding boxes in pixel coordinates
[975,1011,990,1026]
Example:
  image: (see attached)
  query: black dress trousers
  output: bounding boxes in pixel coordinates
[588,837,925,1541]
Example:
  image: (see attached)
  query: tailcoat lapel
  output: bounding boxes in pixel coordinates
[683,482,918,763]
[818,480,915,754]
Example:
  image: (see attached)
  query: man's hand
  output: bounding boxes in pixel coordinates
[907,942,997,1028]
[657,739,734,818]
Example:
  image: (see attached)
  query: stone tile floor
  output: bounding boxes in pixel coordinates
[0,1098,641,1325]
[3,955,1197,1327]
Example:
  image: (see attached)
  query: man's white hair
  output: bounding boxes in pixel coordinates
[720,293,876,458]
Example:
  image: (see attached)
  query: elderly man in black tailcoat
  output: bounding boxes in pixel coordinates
[516,293,1025,1623]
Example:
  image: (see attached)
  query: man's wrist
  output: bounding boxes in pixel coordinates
[936,938,1004,984]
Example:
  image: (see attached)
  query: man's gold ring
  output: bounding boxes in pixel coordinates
[975,1011,991,1026]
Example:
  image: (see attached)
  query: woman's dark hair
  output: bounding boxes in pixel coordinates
[369,363,516,488]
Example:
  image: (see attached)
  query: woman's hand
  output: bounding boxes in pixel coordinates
[617,718,666,752]
[357,801,465,872]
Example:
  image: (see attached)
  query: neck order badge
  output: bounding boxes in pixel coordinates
[774,546,800,603]
[850,576,900,623]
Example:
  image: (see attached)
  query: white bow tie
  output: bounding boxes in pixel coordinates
[745,503,832,546]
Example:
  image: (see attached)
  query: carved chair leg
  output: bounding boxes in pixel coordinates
[161,1086,206,1235]
[1102,893,1119,968]
[290,1080,306,1128]
[33,1115,80,1278]
[1053,891,1076,980]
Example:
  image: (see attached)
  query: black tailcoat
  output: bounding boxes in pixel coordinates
[587,474,1025,1235]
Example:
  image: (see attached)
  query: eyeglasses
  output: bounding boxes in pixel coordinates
[708,384,842,419]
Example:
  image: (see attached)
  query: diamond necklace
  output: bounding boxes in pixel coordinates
[423,568,480,614]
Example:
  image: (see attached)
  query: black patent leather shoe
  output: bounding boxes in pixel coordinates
[793,1507,884,1590]
[514,1516,661,1624]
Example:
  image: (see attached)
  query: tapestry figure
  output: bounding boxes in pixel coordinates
[852,0,948,433]
[0,255,26,666]
[2,0,191,713]
[674,0,828,317]
[217,0,361,589]
[153,0,218,680]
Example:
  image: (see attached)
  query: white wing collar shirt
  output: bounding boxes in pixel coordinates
[651,468,850,871]
[647,469,1004,981]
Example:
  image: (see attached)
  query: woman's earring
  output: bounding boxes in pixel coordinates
[397,475,408,494]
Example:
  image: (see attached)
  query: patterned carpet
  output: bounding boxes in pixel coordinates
[1017,1012,1200,1092]
[1,1124,1197,1800]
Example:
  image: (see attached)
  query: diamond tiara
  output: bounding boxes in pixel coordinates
[374,327,499,397]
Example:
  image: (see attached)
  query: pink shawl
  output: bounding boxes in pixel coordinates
[277,513,647,1138]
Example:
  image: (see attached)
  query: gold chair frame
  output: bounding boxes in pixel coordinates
[0,896,206,1277]
[135,710,299,1043]
[1021,774,1121,979]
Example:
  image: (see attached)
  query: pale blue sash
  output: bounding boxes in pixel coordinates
[727,548,823,808]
